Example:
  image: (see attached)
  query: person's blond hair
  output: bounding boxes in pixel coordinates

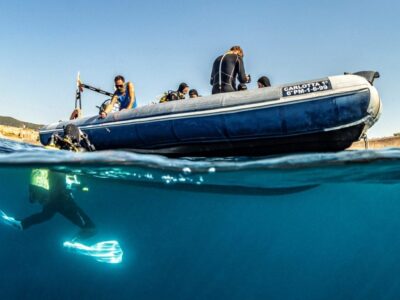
[230,45,244,57]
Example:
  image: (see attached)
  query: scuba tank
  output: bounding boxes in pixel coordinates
[47,124,96,152]
[97,98,120,114]
[29,169,50,204]
[159,91,185,103]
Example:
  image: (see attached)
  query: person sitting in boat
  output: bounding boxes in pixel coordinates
[189,89,201,98]
[99,75,136,119]
[257,76,271,88]
[210,45,251,94]
[159,82,190,103]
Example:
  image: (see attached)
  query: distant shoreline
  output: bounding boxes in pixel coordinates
[0,125,40,145]
[349,136,400,150]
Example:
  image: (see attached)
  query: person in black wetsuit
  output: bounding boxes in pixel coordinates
[210,45,250,94]
[1,125,96,241]
[189,89,200,98]
[1,169,96,241]
[257,76,271,88]
[20,169,96,241]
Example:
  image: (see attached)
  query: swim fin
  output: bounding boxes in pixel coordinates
[63,240,123,264]
[0,210,22,230]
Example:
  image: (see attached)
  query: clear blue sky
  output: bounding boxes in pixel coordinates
[0,0,399,137]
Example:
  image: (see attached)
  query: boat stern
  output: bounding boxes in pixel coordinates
[366,85,382,129]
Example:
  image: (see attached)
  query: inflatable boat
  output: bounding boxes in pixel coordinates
[40,71,382,157]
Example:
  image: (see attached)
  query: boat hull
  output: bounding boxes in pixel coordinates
[40,74,381,157]
[125,124,366,157]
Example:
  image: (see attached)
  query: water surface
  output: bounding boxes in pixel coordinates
[0,139,399,299]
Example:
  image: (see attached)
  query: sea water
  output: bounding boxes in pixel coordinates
[1,138,400,300]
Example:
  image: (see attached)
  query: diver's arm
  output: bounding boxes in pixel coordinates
[210,60,217,85]
[237,56,248,84]
[125,82,135,109]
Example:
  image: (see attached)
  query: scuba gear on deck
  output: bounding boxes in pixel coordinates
[97,99,120,115]
[47,124,95,152]
[159,90,186,103]
[160,82,188,103]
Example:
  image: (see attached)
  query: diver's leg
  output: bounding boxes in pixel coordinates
[57,195,96,240]
[20,204,57,230]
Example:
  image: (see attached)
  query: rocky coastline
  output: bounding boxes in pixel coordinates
[0,125,40,145]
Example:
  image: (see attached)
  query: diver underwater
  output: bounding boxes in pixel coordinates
[1,124,123,264]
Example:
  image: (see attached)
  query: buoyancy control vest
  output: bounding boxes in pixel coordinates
[159,90,186,103]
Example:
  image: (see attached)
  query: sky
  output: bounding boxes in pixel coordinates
[0,0,399,137]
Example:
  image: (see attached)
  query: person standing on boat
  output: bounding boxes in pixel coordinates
[99,75,136,119]
[210,45,250,94]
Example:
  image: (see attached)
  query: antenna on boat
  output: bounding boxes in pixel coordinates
[70,73,114,120]
[69,72,83,120]
[75,72,82,110]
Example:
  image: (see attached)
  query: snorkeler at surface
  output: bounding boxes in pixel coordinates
[1,169,96,241]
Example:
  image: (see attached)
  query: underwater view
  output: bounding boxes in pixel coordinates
[1,138,400,299]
